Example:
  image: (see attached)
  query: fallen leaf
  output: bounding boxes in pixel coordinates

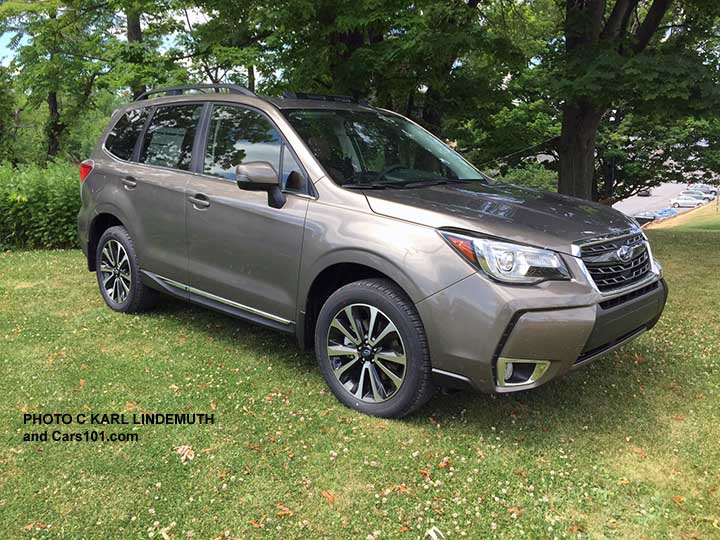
[218,470,230,479]
[631,446,648,459]
[438,457,451,469]
[175,445,195,463]
[399,525,409,532]
[169,384,180,392]
[126,401,137,412]
[321,490,335,505]
[249,516,265,528]
[570,524,582,533]
[618,478,630,485]
[507,506,522,518]
[672,415,686,421]
[419,468,431,481]
[672,496,685,511]
[276,504,294,517]
[210,401,217,410]
[21,522,46,531]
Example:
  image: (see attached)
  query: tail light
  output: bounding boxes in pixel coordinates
[79,160,94,181]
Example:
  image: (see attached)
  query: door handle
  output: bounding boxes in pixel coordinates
[189,193,210,209]
[121,176,137,190]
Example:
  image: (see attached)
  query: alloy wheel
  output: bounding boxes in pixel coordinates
[326,303,407,403]
[99,239,131,304]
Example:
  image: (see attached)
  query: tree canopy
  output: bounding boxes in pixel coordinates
[0,0,718,201]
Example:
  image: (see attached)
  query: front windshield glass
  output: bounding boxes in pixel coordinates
[283,109,488,188]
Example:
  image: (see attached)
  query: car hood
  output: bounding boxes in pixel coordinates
[363,181,638,255]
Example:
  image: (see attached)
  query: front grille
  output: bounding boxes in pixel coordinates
[580,233,652,292]
[599,281,659,310]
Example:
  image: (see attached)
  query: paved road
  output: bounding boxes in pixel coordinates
[612,183,689,216]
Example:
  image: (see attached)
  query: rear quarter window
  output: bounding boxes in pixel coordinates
[104,108,148,161]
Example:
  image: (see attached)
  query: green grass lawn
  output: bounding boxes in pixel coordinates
[1,230,718,540]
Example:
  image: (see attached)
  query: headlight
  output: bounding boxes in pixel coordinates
[440,231,570,284]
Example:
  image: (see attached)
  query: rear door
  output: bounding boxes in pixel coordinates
[186,103,310,326]
[110,102,204,284]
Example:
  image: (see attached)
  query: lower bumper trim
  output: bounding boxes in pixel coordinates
[574,325,646,366]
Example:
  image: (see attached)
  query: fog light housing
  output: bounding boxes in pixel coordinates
[497,358,550,387]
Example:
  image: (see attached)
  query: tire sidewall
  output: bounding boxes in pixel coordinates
[314,283,428,418]
[95,227,141,312]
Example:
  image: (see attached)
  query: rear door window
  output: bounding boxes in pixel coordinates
[105,108,148,161]
[203,105,281,180]
[139,104,203,171]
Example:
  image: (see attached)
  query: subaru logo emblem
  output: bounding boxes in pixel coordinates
[616,245,632,262]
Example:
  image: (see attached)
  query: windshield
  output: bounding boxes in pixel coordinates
[283,108,488,188]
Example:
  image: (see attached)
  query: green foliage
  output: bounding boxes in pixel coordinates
[0,161,80,249]
[495,162,557,192]
[0,66,15,162]
[0,0,718,201]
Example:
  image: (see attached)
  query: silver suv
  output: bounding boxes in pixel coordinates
[78,84,668,418]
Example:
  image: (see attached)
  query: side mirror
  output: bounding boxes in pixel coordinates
[236,161,286,209]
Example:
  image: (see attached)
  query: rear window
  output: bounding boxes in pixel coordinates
[139,104,203,171]
[105,108,148,161]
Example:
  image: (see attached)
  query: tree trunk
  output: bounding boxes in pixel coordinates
[246,65,255,92]
[46,91,63,160]
[126,8,146,99]
[557,103,604,200]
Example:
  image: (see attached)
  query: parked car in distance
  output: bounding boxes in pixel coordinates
[680,190,713,202]
[671,196,706,208]
[637,189,651,197]
[689,184,718,197]
[77,84,668,418]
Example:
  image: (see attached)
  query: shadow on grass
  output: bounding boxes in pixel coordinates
[139,293,664,442]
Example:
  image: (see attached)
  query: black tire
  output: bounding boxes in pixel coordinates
[672,203,679,208]
[314,278,434,418]
[96,226,157,313]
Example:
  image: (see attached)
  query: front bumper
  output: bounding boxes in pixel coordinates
[417,262,668,393]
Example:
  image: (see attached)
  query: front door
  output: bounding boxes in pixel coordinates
[186,104,309,326]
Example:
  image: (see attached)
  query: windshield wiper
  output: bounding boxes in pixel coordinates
[397,178,480,189]
[342,182,389,190]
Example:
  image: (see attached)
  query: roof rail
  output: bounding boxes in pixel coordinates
[136,84,256,101]
[282,91,368,106]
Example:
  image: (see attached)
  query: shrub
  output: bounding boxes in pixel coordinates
[0,162,80,250]
[497,162,558,192]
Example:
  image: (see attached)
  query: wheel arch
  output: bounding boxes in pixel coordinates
[299,256,420,350]
[87,212,126,271]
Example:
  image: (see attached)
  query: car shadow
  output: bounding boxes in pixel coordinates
[144,295,662,441]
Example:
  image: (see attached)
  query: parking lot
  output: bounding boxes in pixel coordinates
[612,182,718,220]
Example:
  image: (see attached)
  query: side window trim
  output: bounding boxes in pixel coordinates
[190,103,212,174]
[132,105,155,162]
[198,101,311,195]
